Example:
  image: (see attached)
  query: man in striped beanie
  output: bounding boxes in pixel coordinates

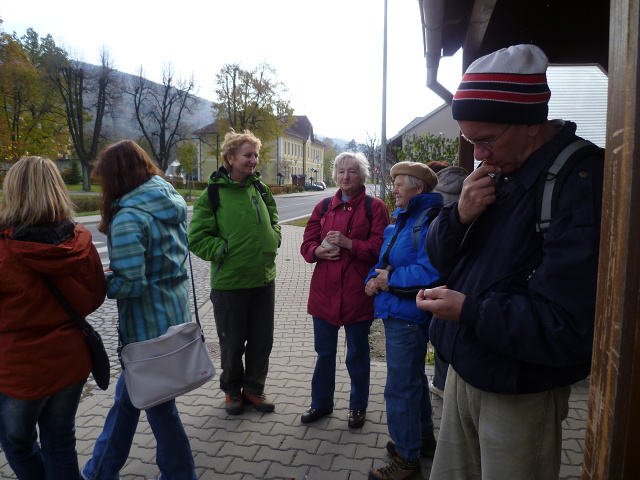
[416,44,605,480]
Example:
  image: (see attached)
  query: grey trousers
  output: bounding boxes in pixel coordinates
[429,367,571,480]
[210,282,275,395]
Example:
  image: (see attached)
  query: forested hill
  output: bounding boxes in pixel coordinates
[91,65,215,142]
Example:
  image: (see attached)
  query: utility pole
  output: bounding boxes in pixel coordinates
[380,0,388,201]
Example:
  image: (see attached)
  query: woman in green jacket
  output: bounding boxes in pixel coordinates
[189,129,281,416]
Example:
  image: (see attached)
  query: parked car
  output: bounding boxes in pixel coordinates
[316,181,327,190]
[304,182,324,191]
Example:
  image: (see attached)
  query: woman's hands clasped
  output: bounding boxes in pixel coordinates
[314,230,353,261]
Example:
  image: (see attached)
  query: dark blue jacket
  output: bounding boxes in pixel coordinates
[427,121,603,394]
[366,193,443,324]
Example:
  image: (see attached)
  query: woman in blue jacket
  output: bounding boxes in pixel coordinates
[365,162,443,480]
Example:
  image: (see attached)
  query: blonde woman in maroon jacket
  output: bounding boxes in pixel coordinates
[300,152,390,429]
[0,156,106,480]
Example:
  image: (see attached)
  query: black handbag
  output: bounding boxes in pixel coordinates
[42,274,111,390]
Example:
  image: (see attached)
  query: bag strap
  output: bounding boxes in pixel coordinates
[41,274,92,336]
[188,251,204,337]
[535,139,603,237]
[116,249,206,369]
[320,194,373,221]
[411,206,441,252]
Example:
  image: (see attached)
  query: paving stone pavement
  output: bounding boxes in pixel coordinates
[0,225,589,480]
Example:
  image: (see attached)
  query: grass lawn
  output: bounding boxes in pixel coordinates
[283,217,309,227]
[66,185,101,193]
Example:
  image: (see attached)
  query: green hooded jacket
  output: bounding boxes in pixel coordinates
[188,168,281,290]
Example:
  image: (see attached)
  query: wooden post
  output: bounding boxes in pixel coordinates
[582,0,640,478]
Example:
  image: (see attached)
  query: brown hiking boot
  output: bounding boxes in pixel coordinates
[369,453,424,480]
[225,393,243,415]
[242,390,275,412]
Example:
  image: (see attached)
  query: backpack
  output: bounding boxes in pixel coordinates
[535,139,604,238]
[320,195,373,222]
[411,206,442,251]
[207,172,267,215]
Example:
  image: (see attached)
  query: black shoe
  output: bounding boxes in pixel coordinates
[348,409,366,428]
[386,432,436,458]
[301,407,333,424]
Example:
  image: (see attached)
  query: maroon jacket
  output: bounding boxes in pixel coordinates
[301,187,389,326]
[0,220,106,400]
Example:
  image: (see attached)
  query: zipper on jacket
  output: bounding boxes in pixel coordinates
[211,237,229,283]
[252,196,263,225]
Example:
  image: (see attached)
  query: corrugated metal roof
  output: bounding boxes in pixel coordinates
[547,65,608,148]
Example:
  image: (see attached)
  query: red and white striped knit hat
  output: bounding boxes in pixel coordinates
[452,44,551,125]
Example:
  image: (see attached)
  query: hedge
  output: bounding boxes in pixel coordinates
[72,195,102,213]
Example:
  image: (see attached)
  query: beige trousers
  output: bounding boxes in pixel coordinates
[429,367,571,480]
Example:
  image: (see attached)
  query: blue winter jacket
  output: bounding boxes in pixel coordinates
[427,121,604,394]
[366,193,443,324]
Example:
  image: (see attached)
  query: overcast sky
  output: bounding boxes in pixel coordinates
[2,0,462,143]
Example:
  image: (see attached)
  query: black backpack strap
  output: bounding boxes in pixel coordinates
[207,183,220,215]
[411,206,441,251]
[320,197,331,217]
[364,195,373,222]
[253,180,267,201]
[536,139,603,237]
[208,174,267,216]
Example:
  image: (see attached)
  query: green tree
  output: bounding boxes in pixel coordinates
[321,138,341,184]
[0,29,67,161]
[62,158,82,185]
[213,62,294,155]
[395,133,459,165]
[130,63,198,172]
[176,140,198,196]
[345,139,360,152]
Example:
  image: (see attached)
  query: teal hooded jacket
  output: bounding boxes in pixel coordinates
[188,168,281,290]
[106,175,191,344]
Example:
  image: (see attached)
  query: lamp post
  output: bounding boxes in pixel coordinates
[380,0,388,201]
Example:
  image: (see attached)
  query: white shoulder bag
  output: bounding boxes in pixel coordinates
[118,253,215,410]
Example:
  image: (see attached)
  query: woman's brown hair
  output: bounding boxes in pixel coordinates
[95,140,162,234]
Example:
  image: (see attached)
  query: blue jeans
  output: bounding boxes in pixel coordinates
[0,380,85,480]
[81,374,196,480]
[383,317,434,462]
[311,317,373,411]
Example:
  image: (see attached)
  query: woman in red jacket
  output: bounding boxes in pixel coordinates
[0,156,106,480]
[300,152,389,428]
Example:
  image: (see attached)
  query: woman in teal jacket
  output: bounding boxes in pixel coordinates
[189,129,281,416]
[82,140,197,480]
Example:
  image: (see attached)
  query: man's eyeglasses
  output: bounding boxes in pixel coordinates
[461,125,511,149]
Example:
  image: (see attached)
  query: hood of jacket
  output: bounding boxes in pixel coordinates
[392,191,443,219]
[433,166,468,205]
[1,219,96,276]
[208,166,262,188]
[117,175,186,224]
